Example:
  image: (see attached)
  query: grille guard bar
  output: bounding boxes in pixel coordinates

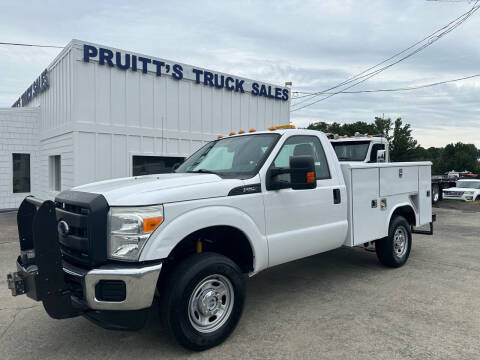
[8,197,86,319]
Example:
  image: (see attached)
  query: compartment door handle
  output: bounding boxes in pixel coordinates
[333,189,341,204]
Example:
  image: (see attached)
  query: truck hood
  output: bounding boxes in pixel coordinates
[73,173,244,206]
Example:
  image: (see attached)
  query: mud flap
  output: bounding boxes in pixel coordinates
[411,214,436,236]
[9,197,85,319]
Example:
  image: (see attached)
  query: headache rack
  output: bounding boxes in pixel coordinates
[54,191,109,268]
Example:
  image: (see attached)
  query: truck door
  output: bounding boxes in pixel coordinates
[263,135,347,267]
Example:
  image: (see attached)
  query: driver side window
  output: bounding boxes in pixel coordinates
[271,135,331,184]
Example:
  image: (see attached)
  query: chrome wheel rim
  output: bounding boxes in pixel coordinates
[188,274,234,333]
[393,226,408,258]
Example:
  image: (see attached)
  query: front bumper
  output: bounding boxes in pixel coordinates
[443,194,474,201]
[64,261,162,311]
[6,196,163,329]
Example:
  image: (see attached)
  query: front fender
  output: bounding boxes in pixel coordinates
[139,205,268,272]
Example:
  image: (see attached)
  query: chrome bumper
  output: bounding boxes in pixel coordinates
[64,262,162,311]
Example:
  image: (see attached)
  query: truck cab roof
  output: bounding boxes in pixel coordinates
[329,136,387,143]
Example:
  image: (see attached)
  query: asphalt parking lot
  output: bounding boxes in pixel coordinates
[0,205,479,360]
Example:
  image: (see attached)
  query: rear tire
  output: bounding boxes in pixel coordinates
[160,252,245,351]
[375,216,412,268]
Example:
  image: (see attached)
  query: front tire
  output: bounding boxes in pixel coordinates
[375,216,412,267]
[161,252,245,351]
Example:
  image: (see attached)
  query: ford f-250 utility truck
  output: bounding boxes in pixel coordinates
[329,133,390,163]
[7,128,434,351]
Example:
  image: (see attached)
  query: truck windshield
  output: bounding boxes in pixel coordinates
[331,141,370,161]
[456,181,480,189]
[175,133,280,179]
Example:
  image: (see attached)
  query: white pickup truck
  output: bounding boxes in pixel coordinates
[7,128,433,351]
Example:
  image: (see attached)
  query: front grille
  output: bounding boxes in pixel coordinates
[444,191,463,197]
[54,191,109,268]
[56,205,90,266]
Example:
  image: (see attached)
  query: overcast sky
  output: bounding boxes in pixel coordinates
[1,0,479,147]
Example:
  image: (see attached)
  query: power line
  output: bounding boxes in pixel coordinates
[291,1,480,112]
[291,74,480,96]
[292,1,479,110]
[0,41,64,49]
[297,0,478,105]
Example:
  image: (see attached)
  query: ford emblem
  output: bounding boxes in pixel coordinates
[58,220,70,237]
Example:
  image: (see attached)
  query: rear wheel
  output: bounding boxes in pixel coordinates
[375,216,412,267]
[160,252,245,351]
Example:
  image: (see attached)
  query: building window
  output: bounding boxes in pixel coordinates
[132,156,185,176]
[49,155,61,191]
[12,153,31,193]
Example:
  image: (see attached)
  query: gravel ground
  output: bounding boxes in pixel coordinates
[0,206,479,360]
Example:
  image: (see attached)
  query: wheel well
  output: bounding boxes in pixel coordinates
[164,226,254,273]
[391,205,416,226]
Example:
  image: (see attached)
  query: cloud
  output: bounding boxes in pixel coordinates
[0,0,479,147]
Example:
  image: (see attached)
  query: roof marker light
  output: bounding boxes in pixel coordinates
[238,129,245,134]
[268,126,277,131]
[229,131,236,136]
[276,124,296,129]
[249,128,256,132]
[217,135,223,139]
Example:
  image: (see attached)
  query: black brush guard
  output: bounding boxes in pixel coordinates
[7,197,86,319]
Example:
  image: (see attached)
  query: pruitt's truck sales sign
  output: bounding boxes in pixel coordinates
[83,44,289,102]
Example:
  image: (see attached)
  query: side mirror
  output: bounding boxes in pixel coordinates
[290,155,317,190]
[376,150,386,163]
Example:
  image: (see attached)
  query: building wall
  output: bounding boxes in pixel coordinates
[0,108,40,209]
[28,46,74,135]
[68,41,290,186]
[37,132,74,200]
[22,46,75,202]
[2,40,291,207]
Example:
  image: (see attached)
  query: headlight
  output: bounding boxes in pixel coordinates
[464,191,474,195]
[107,205,164,261]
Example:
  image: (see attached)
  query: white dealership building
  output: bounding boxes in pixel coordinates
[0,40,291,210]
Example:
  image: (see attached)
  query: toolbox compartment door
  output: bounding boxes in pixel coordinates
[380,166,418,196]
[418,165,432,224]
[351,167,387,245]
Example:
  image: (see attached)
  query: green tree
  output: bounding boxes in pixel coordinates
[437,142,479,174]
[373,117,392,141]
[389,118,418,162]
[307,117,480,174]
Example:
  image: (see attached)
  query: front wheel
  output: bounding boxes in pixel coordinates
[375,215,412,267]
[160,252,246,351]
